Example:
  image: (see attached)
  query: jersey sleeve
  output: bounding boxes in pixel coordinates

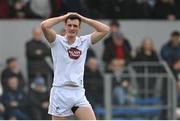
[80,34,92,48]
[49,34,63,48]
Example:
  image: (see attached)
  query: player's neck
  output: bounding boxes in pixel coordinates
[66,36,76,45]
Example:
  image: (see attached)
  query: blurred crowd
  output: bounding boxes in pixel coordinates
[0,18,179,119]
[88,20,180,106]
[0,0,180,20]
[0,20,180,120]
[89,20,180,119]
[0,27,52,120]
[0,19,180,119]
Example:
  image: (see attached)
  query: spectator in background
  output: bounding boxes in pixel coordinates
[113,80,138,105]
[8,0,27,18]
[1,57,25,91]
[0,96,5,120]
[176,81,180,119]
[135,0,155,18]
[84,57,104,108]
[25,27,52,89]
[109,59,125,78]
[27,0,51,18]
[174,0,180,19]
[104,20,120,48]
[134,37,160,97]
[104,0,140,19]
[161,31,180,79]
[60,0,89,17]
[85,0,104,18]
[86,48,96,63]
[136,0,156,9]
[103,32,132,72]
[134,37,159,62]
[108,59,138,105]
[0,0,9,18]
[2,76,29,120]
[161,31,180,65]
[103,0,123,18]
[153,0,176,20]
[50,0,63,17]
[29,76,49,120]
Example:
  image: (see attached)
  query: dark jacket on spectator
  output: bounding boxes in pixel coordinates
[84,66,104,106]
[2,89,27,110]
[26,39,52,76]
[134,48,159,62]
[2,89,29,119]
[1,68,25,91]
[175,0,180,19]
[104,34,130,48]
[29,90,49,108]
[29,89,49,120]
[103,34,113,47]
[50,0,63,17]
[103,39,132,65]
[152,0,175,19]
[161,41,180,65]
[86,48,96,63]
[111,69,130,88]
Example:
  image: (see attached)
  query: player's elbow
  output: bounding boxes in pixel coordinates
[104,26,110,35]
[40,21,49,31]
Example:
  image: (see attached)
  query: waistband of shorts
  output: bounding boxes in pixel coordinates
[52,85,83,89]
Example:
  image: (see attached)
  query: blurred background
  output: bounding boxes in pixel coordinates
[0,0,180,120]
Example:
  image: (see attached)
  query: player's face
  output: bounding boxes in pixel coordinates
[65,19,80,38]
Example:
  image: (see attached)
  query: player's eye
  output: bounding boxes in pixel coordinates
[73,25,78,28]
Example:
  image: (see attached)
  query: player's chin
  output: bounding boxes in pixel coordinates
[68,33,77,37]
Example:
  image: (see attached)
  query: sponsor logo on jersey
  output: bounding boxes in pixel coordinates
[68,47,82,59]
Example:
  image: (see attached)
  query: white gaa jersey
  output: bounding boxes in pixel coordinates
[49,34,92,87]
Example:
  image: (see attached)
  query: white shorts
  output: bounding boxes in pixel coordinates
[48,86,91,117]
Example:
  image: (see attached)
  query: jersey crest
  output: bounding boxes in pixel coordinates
[68,47,82,59]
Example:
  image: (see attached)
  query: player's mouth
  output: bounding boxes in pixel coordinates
[69,31,76,35]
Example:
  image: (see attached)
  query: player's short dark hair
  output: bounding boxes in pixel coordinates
[6,57,16,65]
[110,20,120,27]
[65,14,81,25]
[171,30,180,37]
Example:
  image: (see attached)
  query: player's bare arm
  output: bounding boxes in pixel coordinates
[40,13,71,43]
[76,13,110,44]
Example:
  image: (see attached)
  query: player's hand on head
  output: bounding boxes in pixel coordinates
[72,12,82,17]
[67,12,76,14]
[63,12,83,21]
[63,12,73,20]
[67,12,81,17]
[71,13,85,22]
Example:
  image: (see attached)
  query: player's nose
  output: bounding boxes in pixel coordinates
[70,26,74,30]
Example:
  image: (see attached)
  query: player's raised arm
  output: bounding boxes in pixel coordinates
[40,13,70,43]
[76,13,110,44]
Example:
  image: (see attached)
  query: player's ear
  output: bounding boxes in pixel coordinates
[78,23,81,30]
[77,26,80,33]
[64,23,67,30]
